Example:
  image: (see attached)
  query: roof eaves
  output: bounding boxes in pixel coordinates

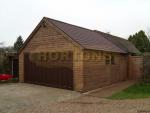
[84,48,127,54]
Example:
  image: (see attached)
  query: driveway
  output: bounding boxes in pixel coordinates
[47,96,150,113]
[0,83,81,113]
[1,83,150,113]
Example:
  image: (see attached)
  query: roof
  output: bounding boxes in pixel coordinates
[20,17,140,54]
[94,31,140,54]
[45,17,125,53]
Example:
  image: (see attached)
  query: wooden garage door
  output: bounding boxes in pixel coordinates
[24,52,73,90]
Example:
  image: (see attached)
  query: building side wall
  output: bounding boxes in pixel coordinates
[82,50,128,91]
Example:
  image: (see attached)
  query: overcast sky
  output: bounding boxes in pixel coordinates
[0,0,150,46]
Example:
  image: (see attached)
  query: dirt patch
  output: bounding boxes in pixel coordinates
[87,80,137,98]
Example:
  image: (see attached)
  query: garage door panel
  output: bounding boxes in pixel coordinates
[24,52,73,90]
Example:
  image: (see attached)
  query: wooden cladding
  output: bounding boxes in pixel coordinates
[83,50,127,91]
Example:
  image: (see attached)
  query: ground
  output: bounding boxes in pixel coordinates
[0,83,81,113]
[0,83,150,113]
[86,80,136,98]
[108,82,150,99]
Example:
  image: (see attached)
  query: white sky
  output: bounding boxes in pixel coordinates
[0,0,150,46]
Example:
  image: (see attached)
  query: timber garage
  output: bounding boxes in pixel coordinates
[19,17,143,92]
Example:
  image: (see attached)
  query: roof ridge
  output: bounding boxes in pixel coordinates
[44,17,94,32]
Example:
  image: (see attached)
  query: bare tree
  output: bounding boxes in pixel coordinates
[0,42,4,47]
[147,28,150,39]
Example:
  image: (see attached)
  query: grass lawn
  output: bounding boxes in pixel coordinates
[108,82,150,99]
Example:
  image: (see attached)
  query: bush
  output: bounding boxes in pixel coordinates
[11,78,19,82]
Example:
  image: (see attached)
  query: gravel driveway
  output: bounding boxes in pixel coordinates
[21,96,150,113]
[1,83,150,113]
[0,83,81,113]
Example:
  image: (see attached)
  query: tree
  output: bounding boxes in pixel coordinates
[128,30,150,53]
[0,42,4,48]
[14,36,24,52]
[0,46,14,73]
[148,28,150,40]
[0,48,4,73]
[0,42,4,45]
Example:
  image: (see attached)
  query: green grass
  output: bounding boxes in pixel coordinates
[108,82,150,100]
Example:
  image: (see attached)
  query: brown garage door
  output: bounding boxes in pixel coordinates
[24,52,73,90]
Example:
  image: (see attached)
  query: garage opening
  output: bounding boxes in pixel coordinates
[24,52,73,90]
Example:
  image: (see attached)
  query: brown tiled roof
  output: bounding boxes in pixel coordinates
[20,17,139,54]
[95,30,140,54]
[46,17,126,53]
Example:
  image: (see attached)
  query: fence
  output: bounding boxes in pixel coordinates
[143,53,150,82]
[128,55,143,80]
